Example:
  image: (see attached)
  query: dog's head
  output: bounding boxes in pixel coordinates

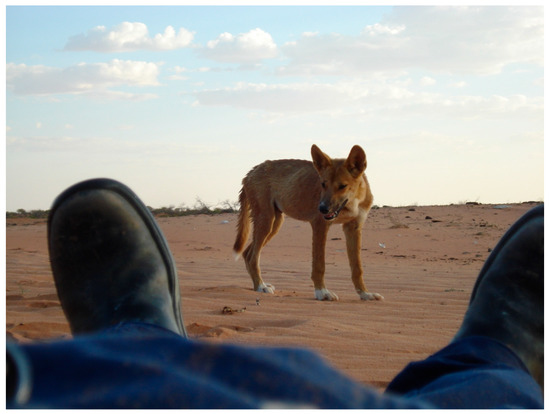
[311,144,367,221]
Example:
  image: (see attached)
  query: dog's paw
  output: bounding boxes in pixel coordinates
[315,288,339,301]
[359,291,384,301]
[257,282,275,294]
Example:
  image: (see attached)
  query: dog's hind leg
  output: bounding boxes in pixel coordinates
[242,208,280,294]
[343,220,383,301]
[264,209,284,246]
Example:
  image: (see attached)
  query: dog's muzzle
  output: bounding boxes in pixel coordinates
[319,199,348,221]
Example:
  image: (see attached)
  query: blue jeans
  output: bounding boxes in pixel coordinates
[7,323,543,409]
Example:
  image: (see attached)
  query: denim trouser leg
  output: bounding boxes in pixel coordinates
[385,336,543,408]
[7,325,542,409]
[7,322,425,409]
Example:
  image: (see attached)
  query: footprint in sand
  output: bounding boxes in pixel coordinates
[186,322,254,338]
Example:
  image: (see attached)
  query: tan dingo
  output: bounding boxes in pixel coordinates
[233,145,383,301]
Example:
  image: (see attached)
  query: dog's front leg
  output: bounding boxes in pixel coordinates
[311,221,339,301]
[343,220,383,301]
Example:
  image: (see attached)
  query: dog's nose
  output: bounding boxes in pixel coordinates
[319,203,329,215]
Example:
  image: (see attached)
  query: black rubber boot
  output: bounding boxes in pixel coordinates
[453,204,544,388]
[48,178,187,337]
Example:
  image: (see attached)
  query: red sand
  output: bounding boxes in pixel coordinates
[6,202,538,390]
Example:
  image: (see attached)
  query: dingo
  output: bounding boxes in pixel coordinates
[233,145,383,301]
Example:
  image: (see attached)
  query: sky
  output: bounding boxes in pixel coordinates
[5,5,544,212]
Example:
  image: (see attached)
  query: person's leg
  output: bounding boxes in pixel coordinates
[386,336,542,408]
[8,178,185,406]
[9,322,429,409]
[47,178,186,336]
[386,204,544,408]
[7,178,426,409]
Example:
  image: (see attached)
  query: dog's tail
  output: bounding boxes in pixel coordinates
[233,187,250,260]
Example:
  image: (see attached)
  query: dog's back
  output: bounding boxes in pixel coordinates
[233,159,320,257]
[243,159,323,220]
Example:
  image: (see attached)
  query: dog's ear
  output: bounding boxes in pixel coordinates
[311,144,332,173]
[344,145,367,178]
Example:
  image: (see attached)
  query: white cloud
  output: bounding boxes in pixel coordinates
[168,65,213,80]
[193,81,352,112]
[172,66,189,73]
[6,134,193,159]
[64,22,194,52]
[279,6,543,77]
[168,75,189,81]
[200,28,278,63]
[420,76,436,86]
[171,65,211,74]
[450,81,467,89]
[190,79,542,121]
[362,23,406,36]
[6,60,161,99]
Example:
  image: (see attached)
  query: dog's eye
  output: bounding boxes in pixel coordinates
[321,182,327,189]
[338,184,347,190]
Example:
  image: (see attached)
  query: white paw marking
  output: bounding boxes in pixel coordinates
[315,288,339,301]
[359,291,384,301]
[257,282,275,294]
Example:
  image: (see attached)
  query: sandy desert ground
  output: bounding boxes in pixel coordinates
[6,201,540,391]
